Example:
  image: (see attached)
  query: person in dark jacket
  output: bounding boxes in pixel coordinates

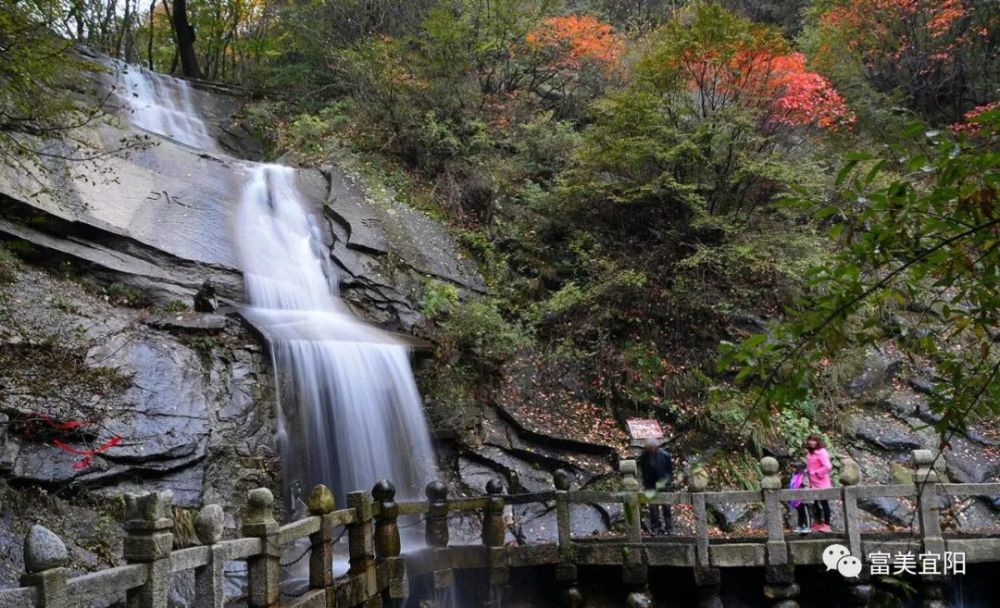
[638,438,673,534]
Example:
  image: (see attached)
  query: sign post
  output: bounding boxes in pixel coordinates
[626,418,664,447]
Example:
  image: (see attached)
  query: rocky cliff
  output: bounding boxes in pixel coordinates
[0,50,485,584]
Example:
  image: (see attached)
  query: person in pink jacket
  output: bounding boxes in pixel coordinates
[805,434,833,532]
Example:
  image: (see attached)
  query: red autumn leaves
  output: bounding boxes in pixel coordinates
[528,13,852,131]
[679,46,854,130]
[526,15,623,72]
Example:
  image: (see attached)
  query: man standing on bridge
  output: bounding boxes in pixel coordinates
[639,438,674,535]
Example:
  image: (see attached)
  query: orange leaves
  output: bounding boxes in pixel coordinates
[526,15,622,72]
[767,53,854,129]
[680,46,854,130]
[819,0,967,60]
[950,101,1000,134]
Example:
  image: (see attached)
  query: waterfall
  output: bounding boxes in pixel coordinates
[235,164,437,509]
[112,60,217,151]
[113,62,437,510]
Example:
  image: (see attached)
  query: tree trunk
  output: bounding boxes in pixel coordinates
[147,0,156,69]
[171,0,201,78]
[116,0,132,59]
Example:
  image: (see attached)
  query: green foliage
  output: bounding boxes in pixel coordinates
[564,4,826,221]
[421,279,460,319]
[102,282,153,308]
[438,299,528,366]
[721,114,1000,438]
[775,407,820,454]
[160,300,190,314]
[0,243,18,285]
[0,1,142,182]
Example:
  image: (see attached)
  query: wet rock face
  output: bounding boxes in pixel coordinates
[0,51,484,338]
[322,158,486,334]
[846,348,902,398]
[0,265,277,509]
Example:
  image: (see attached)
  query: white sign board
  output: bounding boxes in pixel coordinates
[626,418,663,441]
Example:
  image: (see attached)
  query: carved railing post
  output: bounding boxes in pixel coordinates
[347,489,377,598]
[483,479,506,548]
[760,456,787,566]
[243,488,279,608]
[373,480,407,605]
[619,460,649,603]
[193,504,225,608]
[690,465,721,608]
[307,485,336,603]
[425,481,449,548]
[760,456,798,608]
[913,449,950,607]
[21,525,70,608]
[424,481,454,594]
[124,491,174,608]
[912,449,944,554]
[619,460,642,543]
[553,470,581,607]
[554,469,572,548]
[482,479,509,608]
[839,460,873,607]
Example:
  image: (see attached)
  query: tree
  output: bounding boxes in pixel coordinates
[563,3,849,220]
[720,111,1000,440]
[804,0,999,124]
[0,0,144,186]
[172,0,201,77]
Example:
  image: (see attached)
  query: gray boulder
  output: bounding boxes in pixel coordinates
[23,525,68,573]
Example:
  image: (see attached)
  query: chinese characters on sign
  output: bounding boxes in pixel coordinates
[868,551,966,576]
[626,418,664,441]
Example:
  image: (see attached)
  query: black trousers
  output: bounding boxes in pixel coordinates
[649,503,672,532]
[795,504,810,528]
[813,500,831,524]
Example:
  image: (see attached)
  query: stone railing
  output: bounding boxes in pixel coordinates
[0,483,407,608]
[2,449,999,608]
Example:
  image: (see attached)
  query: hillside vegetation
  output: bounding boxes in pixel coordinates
[3,0,999,486]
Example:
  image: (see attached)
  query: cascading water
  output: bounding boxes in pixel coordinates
[108,59,454,607]
[112,60,217,151]
[112,61,436,511]
[235,164,437,510]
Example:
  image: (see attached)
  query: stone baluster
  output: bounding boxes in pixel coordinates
[619,460,650,606]
[553,470,582,607]
[425,481,449,549]
[422,480,454,601]
[760,457,787,566]
[193,504,225,608]
[839,459,873,607]
[307,485,336,603]
[690,464,721,608]
[620,460,642,543]
[912,449,944,555]
[483,479,506,548]
[243,488,279,608]
[760,456,799,608]
[21,525,70,608]
[124,491,174,608]
[912,450,951,608]
[347,489,378,600]
[481,479,509,608]
[554,469,573,548]
[373,480,407,605]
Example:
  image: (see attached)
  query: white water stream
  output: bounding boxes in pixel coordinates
[235,164,437,508]
[113,60,218,151]
[112,62,437,511]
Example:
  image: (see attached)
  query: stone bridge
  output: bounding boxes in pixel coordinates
[1,449,998,608]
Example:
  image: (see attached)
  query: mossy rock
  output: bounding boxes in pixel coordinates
[890,462,913,486]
